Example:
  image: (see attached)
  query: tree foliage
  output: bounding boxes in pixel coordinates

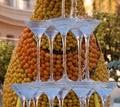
[93,12,120,62]
[0,39,14,84]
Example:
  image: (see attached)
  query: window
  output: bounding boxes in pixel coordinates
[24,0,30,9]
[7,35,14,41]
[6,35,14,44]
[7,0,14,6]
[6,35,19,46]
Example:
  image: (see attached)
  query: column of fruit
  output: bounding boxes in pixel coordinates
[2,0,110,107]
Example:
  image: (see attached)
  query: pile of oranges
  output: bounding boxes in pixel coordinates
[16,26,101,82]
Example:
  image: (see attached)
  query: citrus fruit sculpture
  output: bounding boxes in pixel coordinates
[2,0,110,107]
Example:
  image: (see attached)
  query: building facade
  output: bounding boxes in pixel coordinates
[1,0,120,43]
[0,0,34,43]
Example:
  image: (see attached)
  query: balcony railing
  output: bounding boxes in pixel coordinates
[0,0,35,10]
